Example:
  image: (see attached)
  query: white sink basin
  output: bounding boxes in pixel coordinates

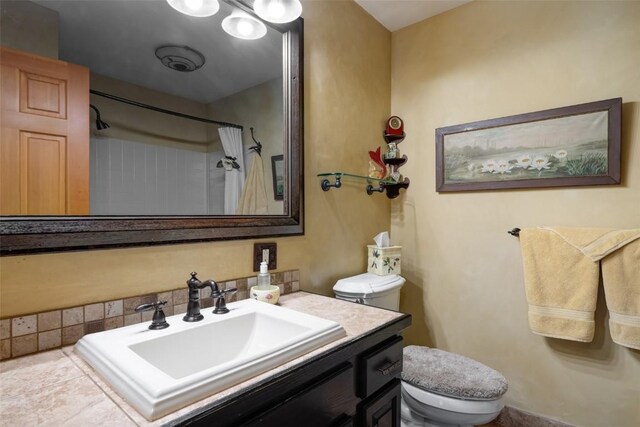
[75,298,346,420]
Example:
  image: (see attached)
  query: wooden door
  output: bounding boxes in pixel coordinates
[0,46,89,215]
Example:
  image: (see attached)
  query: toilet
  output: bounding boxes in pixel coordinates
[333,274,507,427]
[333,272,406,310]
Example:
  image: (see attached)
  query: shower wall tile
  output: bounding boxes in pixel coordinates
[90,137,210,215]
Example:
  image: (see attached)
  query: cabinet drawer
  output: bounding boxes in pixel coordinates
[358,378,402,427]
[358,336,403,398]
[243,362,358,426]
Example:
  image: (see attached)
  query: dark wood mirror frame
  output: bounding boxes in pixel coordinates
[0,19,303,256]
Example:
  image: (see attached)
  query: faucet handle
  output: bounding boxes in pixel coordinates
[135,301,169,330]
[212,288,237,314]
[187,272,200,288]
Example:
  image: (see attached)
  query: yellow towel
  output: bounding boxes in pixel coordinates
[236,153,269,215]
[540,227,640,262]
[601,238,640,349]
[520,228,601,342]
[520,227,640,346]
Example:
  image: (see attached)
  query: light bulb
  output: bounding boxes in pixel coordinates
[253,0,302,24]
[237,20,254,37]
[166,0,219,17]
[222,10,267,40]
[266,2,285,19]
[184,0,203,11]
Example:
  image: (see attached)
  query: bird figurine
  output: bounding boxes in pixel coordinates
[368,147,387,179]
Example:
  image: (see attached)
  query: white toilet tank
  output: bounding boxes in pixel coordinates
[333,273,405,311]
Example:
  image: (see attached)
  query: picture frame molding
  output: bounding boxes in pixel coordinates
[435,98,622,192]
[271,154,285,201]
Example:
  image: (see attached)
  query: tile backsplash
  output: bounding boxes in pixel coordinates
[0,270,300,360]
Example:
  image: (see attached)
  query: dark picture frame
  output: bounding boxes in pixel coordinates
[271,155,285,201]
[435,98,622,192]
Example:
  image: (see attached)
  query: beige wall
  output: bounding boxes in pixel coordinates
[0,0,59,59]
[208,78,285,214]
[391,1,640,426]
[90,73,211,151]
[0,1,391,317]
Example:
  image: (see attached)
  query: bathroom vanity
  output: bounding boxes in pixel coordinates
[0,292,411,426]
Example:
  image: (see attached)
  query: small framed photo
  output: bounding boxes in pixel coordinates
[271,155,285,200]
[435,98,621,192]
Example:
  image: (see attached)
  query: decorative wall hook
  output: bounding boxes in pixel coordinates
[249,127,263,156]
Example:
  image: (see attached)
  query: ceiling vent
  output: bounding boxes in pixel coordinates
[155,45,205,72]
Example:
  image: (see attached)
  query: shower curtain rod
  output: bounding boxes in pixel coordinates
[90,90,244,130]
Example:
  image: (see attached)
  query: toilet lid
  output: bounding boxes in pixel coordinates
[401,346,508,400]
[333,273,405,296]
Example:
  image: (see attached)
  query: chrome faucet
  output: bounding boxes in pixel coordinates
[183,272,216,322]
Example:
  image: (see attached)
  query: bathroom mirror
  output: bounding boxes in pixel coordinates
[0,0,303,254]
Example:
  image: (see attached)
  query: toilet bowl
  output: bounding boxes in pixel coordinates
[333,274,508,427]
[401,381,504,427]
[400,346,507,427]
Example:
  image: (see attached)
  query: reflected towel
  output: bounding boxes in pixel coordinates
[236,153,269,215]
[520,228,602,342]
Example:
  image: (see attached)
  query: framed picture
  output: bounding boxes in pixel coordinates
[271,155,285,200]
[435,98,621,192]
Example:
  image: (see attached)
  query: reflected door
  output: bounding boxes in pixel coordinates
[0,47,89,215]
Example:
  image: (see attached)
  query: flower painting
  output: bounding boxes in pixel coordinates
[435,98,621,192]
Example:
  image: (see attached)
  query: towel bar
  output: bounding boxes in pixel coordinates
[508,228,521,237]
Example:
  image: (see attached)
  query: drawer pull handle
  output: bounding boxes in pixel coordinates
[377,360,402,376]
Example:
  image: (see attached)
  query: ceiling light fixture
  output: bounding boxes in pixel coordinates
[165,0,302,41]
[155,45,206,72]
[166,0,220,17]
[222,10,267,40]
[253,0,302,24]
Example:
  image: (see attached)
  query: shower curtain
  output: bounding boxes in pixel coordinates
[218,127,245,215]
[237,152,269,215]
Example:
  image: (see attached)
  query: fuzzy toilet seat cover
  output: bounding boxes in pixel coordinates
[401,345,508,400]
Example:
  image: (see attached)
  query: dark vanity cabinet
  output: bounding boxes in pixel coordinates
[178,314,410,427]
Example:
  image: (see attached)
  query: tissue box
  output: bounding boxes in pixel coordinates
[367,245,402,276]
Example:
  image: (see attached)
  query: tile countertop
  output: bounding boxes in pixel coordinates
[0,292,408,427]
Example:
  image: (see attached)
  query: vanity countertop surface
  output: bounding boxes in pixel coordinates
[0,292,408,426]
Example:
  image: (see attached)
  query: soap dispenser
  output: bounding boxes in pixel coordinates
[257,261,271,290]
[251,261,280,304]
